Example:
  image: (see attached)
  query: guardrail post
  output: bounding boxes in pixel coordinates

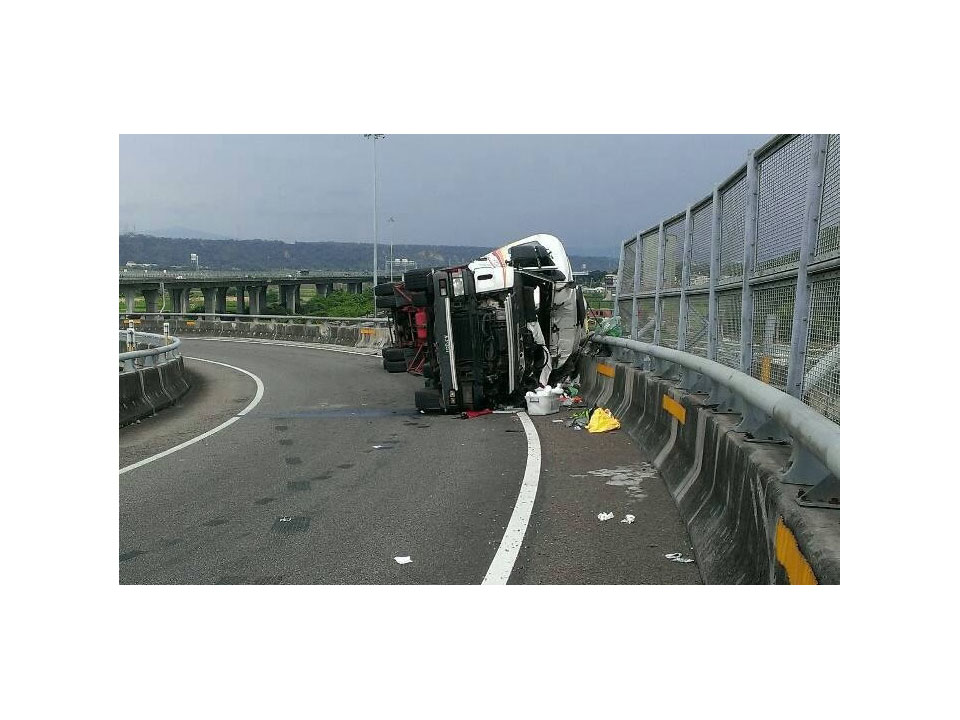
[677,206,693,351]
[653,221,666,346]
[707,186,721,361]
[786,133,829,399]
[126,327,135,352]
[631,235,640,340]
[739,150,759,374]
[163,322,170,342]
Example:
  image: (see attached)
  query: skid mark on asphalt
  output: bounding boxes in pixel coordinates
[255,497,276,505]
[285,457,302,465]
[279,439,293,446]
[287,480,312,492]
[120,550,146,562]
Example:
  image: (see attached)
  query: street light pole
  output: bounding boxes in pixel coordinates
[363,134,385,289]
[388,216,395,281]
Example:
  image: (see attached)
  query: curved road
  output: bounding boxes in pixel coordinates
[120,338,700,584]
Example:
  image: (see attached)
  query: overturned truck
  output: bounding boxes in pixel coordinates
[375,234,587,412]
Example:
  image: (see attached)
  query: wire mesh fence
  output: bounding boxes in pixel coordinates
[659,296,681,349]
[663,218,685,290]
[719,173,747,283]
[689,201,712,289]
[613,134,839,425]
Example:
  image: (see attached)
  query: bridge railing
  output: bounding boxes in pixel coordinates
[613,133,839,425]
[119,270,373,281]
[119,330,182,373]
[119,312,389,324]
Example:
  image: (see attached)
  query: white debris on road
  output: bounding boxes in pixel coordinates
[621,514,636,524]
[394,556,412,565]
[586,463,659,501]
[597,512,615,521]
[665,552,695,563]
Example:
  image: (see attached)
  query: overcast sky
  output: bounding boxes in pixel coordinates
[120,134,771,258]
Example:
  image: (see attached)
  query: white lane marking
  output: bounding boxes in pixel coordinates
[185,336,380,357]
[118,357,265,476]
[482,412,542,585]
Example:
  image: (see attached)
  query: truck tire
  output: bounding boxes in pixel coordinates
[375,295,397,309]
[404,269,433,291]
[374,282,397,297]
[415,388,442,411]
[382,347,406,362]
[410,291,428,306]
[383,358,408,373]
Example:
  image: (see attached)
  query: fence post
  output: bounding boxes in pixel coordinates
[786,133,829,398]
[126,327,135,352]
[613,239,626,321]
[707,186,721,361]
[677,206,693,351]
[631,236,641,339]
[653,221,666,346]
[739,150,759,374]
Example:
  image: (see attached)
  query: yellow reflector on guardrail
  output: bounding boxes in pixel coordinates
[596,363,615,378]
[775,517,818,585]
[359,328,376,335]
[662,394,686,424]
[185,321,195,326]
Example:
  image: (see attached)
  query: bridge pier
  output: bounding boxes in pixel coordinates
[124,288,138,313]
[236,286,246,314]
[216,287,228,315]
[248,285,267,315]
[143,288,160,313]
[347,282,361,294]
[315,282,331,297]
[202,288,217,314]
[280,284,300,313]
[171,287,190,313]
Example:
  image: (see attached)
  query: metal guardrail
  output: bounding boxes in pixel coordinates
[119,312,389,324]
[588,333,839,508]
[613,133,839,426]
[119,329,182,373]
[119,270,373,280]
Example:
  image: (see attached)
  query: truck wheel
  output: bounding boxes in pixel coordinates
[375,295,397,309]
[410,291,428,306]
[383,358,408,373]
[403,269,432,291]
[374,282,397,296]
[382,347,406,362]
[415,388,442,411]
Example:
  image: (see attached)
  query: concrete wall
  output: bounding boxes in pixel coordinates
[119,356,191,427]
[577,352,839,585]
[127,317,391,350]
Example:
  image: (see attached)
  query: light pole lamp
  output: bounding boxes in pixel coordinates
[362,134,385,289]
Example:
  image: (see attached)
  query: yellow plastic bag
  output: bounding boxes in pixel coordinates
[586,407,621,433]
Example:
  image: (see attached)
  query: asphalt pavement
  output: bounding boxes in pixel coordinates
[119,338,700,584]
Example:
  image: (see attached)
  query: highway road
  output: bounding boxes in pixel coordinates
[119,338,701,584]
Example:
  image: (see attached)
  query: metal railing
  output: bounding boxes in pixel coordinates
[119,269,373,281]
[119,328,182,373]
[119,312,389,324]
[613,133,839,425]
[589,334,839,508]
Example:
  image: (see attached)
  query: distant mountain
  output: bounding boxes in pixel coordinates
[142,226,232,241]
[119,234,619,273]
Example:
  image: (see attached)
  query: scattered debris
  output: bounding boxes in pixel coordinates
[597,512,615,521]
[460,408,493,419]
[279,516,292,523]
[551,419,564,423]
[621,514,636,524]
[372,445,390,449]
[394,556,412,565]
[586,465,657,501]
[586,407,621,433]
[665,552,695,563]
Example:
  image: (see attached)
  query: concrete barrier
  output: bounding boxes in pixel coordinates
[128,317,385,350]
[577,352,839,585]
[119,356,190,428]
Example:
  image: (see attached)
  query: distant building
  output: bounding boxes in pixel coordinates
[386,258,418,274]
